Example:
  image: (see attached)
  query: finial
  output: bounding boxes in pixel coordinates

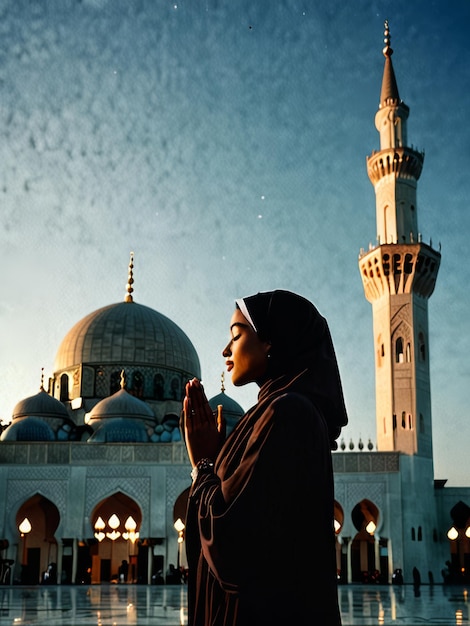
[220,371,225,393]
[120,370,126,389]
[39,367,45,391]
[383,19,393,57]
[125,252,134,302]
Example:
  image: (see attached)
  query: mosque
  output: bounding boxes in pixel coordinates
[0,22,469,587]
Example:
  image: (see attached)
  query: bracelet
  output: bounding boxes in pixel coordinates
[191,458,214,482]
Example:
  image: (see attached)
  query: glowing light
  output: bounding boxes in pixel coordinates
[366,520,376,535]
[18,518,31,535]
[108,514,120,529]
[94,517,105,531]
[447,526,459,541]
[125,516,137,532]
[106,530,121,541]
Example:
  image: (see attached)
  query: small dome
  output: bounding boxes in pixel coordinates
[209,392,245,435]
[12,389,69,420]
[87,418,149,443]
[1,417,55,442]
[54,300,201,377]
[87,388,156,421]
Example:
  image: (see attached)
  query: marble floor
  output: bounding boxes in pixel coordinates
[0,583,468,625]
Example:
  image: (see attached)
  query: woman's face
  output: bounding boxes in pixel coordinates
[222,308,271,386]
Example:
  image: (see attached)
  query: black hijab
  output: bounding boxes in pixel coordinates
[236,289,348,448]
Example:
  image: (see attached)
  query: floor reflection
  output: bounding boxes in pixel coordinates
[0,584,468,625]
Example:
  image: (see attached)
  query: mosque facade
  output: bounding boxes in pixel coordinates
[0,23,469,588]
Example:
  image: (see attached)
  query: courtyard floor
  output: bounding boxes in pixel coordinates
[0,583,468,625]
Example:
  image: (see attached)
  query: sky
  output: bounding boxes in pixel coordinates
[0,0,469,486]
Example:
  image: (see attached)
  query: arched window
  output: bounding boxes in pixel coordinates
[392,414,397,431]
[401,411,406,428]
[383,253,390,276]
[132,371,144,398]
[60,374,69,402]
[396,337,404,363]
[377,335,384,367]
[154,374,164,400]
[418,526,422,541]
[411,527,416,541]
[110,370,121,394]
[408,414,413,429]
[418,332,426,361]
[419,413,425,434]
[406,343,411,362]
[404,253,413,274]
[393,253,402,275]
[171,377,181,400]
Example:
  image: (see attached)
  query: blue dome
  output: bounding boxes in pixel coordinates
[1,417,56,442]
[209,392,245,435]
[87,418,149,443]
[54,300,201,377]
[88,388,156,421]
[12,389,69,420]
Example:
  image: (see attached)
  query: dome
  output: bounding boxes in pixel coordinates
[53,300,201,377]
[87,418,149,443]
[87,388,156,422]
[1,417,55,442]
[12,389,69,420]
[209,392,245,435]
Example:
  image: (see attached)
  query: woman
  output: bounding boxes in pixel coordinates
[182,290,347,626]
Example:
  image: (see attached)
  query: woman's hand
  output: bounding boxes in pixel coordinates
[183,378,226,467]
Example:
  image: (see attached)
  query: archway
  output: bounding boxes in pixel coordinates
[350,499,381,583]
[172,487,190,582]
[446,501,470,583]
[16,495,60,584]
[334,501,346,583]
[89,492,142,584]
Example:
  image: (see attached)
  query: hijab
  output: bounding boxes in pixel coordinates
[236,289,348,448]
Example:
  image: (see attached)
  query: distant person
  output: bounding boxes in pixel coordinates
[118,560,128,583]
[413,566,421,596]
[181,290,348,625]
[392,568,404,585]
[41,562,57,585]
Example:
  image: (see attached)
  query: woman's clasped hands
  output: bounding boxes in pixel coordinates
[183,378,226,468]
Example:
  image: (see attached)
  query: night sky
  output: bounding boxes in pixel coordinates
[1,0,469,485]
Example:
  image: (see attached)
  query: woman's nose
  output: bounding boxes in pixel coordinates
[222,342,232,358]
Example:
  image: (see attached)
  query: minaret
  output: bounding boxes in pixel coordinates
[358,21,441,458]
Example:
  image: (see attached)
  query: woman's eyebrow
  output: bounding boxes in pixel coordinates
[230,322,251,333]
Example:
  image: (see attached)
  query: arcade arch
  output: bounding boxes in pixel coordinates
[15,494,60,584]
[88,492,142,584]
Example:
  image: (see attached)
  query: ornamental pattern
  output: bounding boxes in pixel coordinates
[7,474,68,516]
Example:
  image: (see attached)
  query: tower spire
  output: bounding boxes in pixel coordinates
[380,20,400,107]
[125,252,134,303]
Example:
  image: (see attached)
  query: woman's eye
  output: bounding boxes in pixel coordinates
[232,334,241,342]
